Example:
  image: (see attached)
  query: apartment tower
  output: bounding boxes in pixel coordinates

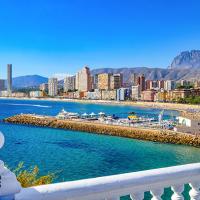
[137,74,146,91]
[75,66,91,92]
[98,73,112,90]
[48,78,58,96]
[0,79,5,91]
[7,64,12,94]
[64,76,76,92]
[110,74,123,89]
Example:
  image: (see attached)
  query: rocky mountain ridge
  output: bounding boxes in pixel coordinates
[10,50,200,88]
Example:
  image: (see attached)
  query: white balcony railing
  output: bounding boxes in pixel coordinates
[1,131,200,200]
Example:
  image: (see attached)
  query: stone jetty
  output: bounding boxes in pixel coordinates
[4,114,200,147]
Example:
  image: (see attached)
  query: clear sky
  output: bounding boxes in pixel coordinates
[0,0,200,78]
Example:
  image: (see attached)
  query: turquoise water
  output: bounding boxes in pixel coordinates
[0,99,199,199]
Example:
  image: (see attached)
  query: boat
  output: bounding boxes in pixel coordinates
[56,109,67,119]
[67,112,79,119]
[56,109,79,119]
[128,115,138,120]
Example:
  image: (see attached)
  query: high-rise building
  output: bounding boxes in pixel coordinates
[194,80,200,89]
[132,85,140,100]
[137,74,146,91]
[146,80,153,90]
[152,81,158,89]
[116,88,131,101]
[75,66,91,92]
[141,90,156,102]
[110,74,123,89]
[7,64,12,94]
[98,73,112,90]
[164,80,176,91]
[39,83,48,92]
[157,80,165,89]
[180,80,191,87]
[146,80,159,90]
[91,74,98,90]
[130,73,138,86]
[0,79,5,91]
[64,76,76,92]
[48,78,58,96]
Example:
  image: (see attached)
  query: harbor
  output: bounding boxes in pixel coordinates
[2,99,200,199]
[55,108,176,130]
[4,111,200,148]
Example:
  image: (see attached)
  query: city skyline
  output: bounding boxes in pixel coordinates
[0,0,200,78]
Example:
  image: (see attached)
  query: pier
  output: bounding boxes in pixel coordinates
[4,114,200,147]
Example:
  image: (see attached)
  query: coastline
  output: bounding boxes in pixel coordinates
[4,114,200,148]
[1,96,200,111]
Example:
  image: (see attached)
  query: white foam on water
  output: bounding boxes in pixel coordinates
[3,103,51,108]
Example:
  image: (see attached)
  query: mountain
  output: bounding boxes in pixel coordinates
[92,50,200,82]
[92,67,168,83]
[11,50,200,88]
[13,75,48,88]
[171,50,200,69]
[91,67,194,82]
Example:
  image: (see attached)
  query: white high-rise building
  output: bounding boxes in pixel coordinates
[75,66,91,92]
[164,80,176,91]
[48,78,58,96]
[64,76,76,92]
[132,85,140,100]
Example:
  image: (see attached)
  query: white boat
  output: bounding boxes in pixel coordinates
[67,112,79,119]
[56,109,79,119]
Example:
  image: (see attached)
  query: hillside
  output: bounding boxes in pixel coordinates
[13,75,48,88]
[11,50,200,88]
[91,67,193,82]
[92,50,200,82]
[171,50,200,69]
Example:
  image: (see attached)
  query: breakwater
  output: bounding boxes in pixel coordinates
[4,114,200,147]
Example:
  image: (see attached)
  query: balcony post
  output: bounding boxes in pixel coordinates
[189,182,200,200]
[0,132,21,200]
[130,192,144,200]
[171,185,184,200]
[150,188,164,200]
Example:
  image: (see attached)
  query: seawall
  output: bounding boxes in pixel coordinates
[4,114,200,147]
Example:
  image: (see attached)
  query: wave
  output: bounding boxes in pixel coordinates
[3,103,51,108]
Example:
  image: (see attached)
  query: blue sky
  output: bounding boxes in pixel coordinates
[0,0,200,78]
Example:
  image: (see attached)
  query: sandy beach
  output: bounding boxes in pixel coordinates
[1,97,200,111]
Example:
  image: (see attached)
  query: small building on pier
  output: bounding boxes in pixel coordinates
[176,111,200,135]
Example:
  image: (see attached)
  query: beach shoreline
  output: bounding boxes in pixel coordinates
[0,96,199,111]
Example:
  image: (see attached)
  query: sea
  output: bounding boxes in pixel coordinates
[0,98,199,199]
